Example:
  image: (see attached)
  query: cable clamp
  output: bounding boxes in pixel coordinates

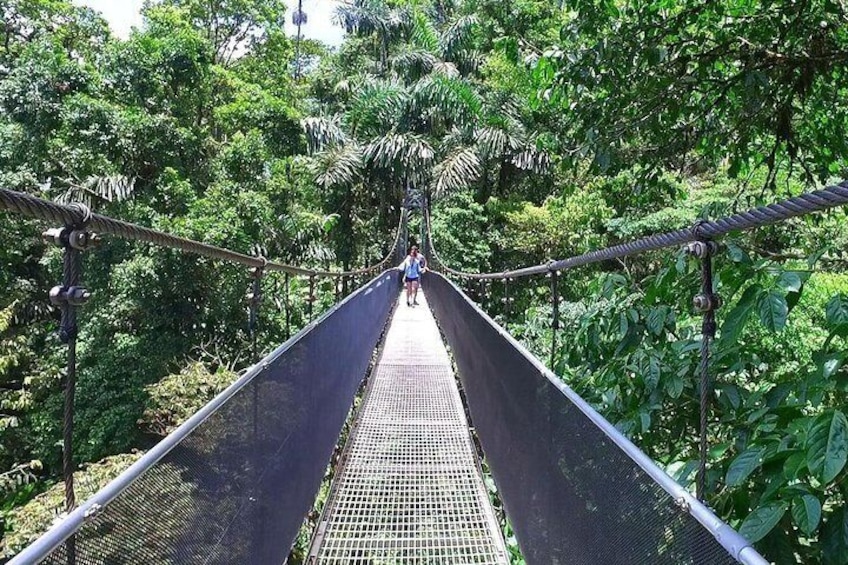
[42,227,100,251]
[683,240,719,259]
[50,285,91,307]
[693,293,722,313]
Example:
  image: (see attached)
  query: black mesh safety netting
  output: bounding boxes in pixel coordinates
[19,271,398,565]
[424,273,765,565]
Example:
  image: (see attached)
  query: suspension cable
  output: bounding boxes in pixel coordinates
[0,188,404,279]
[426,180,848,279]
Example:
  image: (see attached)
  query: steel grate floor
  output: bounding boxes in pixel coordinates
[309,291,508,564]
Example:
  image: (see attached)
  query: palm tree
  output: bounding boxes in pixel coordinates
[304,0,549,259]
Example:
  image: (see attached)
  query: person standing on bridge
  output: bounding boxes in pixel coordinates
[398,246,427,306]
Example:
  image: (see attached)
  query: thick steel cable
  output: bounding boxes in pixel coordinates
[426,180,848,280]
[550,270,559,370]
[61,247,81,516]
[696,246,718,502]
[0,188,403,279]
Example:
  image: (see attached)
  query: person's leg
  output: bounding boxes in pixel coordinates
[405,279,412,305]
[412,280,420,304]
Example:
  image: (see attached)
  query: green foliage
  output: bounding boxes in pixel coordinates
[535,0,848,184]
[139,362,236,436]
[499,189,612,261]
[2,452,143,558]
[0,2,349,550]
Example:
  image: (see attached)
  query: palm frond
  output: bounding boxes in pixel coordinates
[334,0,409,39]
[302,115,347,154]
[364,133,435,184]
[345,79,409,137]
[57,175,137,208]
[410,10,439,52]
[433,146,481,197]
[334,78,353,97]
[412,74,481,128]
[441,126,475,153]
[449,49,483,76]
[512,147,552,173]
[476,126,522,160]
[484,90,523,122]
[431,61,460,79]
[440,15,479,58]
[312,143,365,188]
[391,48,437,79]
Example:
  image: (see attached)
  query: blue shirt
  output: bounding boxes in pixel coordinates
[403,256,424,279]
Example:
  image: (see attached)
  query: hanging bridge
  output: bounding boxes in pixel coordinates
[4,183,848,564]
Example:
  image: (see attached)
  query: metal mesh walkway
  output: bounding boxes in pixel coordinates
[309,291,508,564]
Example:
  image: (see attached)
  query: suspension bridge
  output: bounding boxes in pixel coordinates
[4,183,848,564]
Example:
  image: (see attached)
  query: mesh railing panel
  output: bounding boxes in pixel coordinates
[27,272,398,565]
[425,273,757,565]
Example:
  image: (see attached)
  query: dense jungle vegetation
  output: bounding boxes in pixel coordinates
[2,1,848,563]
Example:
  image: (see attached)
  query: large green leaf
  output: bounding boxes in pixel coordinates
[645,306,668,336]
[739,502,788,543]
[822,508,848,565]
[758,290,789,331]
[807,411,848,483]
[792,495,822,535]
[718,284,760,346]
[777,272,803,293]
[826,295,848,336]
[726,447,764,487]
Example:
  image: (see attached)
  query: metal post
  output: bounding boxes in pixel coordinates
[550,269,559,370]
[308,275,316,320]
[685,239,720,501]
[503,278,510,319]
[247,259,265,359]
[284,273,291,340]
[247,259,265,563]
[42,209,96,565]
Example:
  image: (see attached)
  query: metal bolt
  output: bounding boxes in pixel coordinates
[42,228,67,247]
[49,286,65,306]
[693,293,721,312]
[68,230,100,251]
[684,241,719,259]
[66,286,91,306]
[50,286,91,307]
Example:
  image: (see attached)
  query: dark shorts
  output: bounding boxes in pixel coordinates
[405,276,419,283]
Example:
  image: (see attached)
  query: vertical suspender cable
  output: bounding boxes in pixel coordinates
[43,207,95,565]
[503,278,510,319]
[685,238,720,501]
[550,269,559,370]
[284,273,291,340]
[308,275,316,320]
